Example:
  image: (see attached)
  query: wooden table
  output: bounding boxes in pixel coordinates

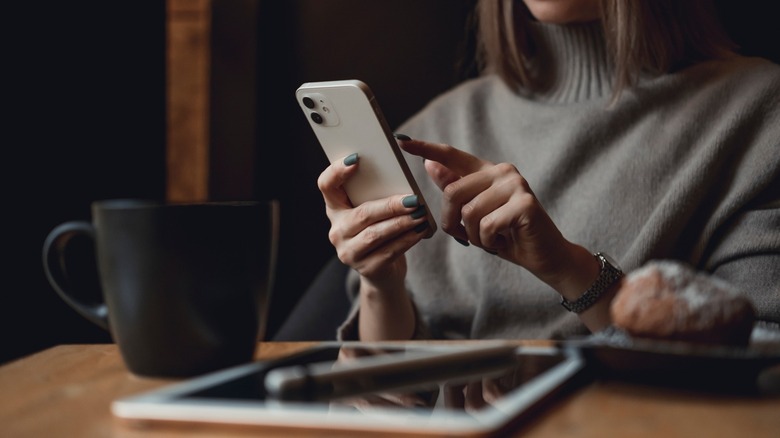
[1,342,779,437]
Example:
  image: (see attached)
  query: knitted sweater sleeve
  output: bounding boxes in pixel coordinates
[699,64,780,322]
[706,175,780,322]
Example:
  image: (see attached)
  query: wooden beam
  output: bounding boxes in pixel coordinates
[166,0,211,202]
[208,0,257,201]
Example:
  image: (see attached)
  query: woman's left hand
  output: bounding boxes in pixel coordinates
[400,138,596,294]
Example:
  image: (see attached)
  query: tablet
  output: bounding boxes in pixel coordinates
[112,342,587,437]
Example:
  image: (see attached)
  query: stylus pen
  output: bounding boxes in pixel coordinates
[263,345,520,402]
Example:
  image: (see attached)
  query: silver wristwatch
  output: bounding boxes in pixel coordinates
[560,252,623,314]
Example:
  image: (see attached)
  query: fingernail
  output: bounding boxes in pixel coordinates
[414,221,430,233]
[410,205,427,219]
[343,153,359,166]
[394,133,412,141]
[402,195,419,208]
[483,248,498,255]
[454,237,470,247]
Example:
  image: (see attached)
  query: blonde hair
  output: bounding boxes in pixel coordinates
[476,0,735,98]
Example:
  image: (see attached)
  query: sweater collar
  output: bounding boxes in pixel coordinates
[525,20,614,103]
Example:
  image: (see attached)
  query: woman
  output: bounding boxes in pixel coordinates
[317,0,780,341]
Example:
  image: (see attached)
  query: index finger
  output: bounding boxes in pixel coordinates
[400,139,489,177]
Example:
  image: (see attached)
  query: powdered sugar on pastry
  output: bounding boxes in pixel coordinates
[610,260,756,345]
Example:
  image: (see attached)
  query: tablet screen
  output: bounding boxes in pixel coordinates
[113,343,586,436]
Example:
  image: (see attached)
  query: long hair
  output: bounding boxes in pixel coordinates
[476,0,736,98]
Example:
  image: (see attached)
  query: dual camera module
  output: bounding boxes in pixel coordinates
[302,97,323,124]
[301,94,339,126]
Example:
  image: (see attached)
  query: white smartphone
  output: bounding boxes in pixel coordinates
[296,79,436,238]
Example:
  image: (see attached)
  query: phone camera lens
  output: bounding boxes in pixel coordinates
[310,112,323,124]
[302,97,315,109]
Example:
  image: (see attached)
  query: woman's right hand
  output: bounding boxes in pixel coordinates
[317,154,429,340]
[317,153,430,287]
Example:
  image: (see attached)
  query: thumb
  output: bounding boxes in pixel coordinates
[424,159,460,191]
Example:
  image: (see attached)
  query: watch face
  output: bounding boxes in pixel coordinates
[599,252,621,271]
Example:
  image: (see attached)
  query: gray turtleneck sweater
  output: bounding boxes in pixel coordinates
[339,22,780,341]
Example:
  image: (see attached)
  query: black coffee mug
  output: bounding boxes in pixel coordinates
[43,199,278,377]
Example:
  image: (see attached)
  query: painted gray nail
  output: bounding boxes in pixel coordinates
[410,206,427,219]
[343,153,359,166]
[414,221,430,233]
[394,133,412,141]
[402,195,419,208]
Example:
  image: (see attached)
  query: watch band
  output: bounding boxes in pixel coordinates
[560,252,623,314]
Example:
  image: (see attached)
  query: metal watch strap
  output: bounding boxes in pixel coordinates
[560,252,623,314]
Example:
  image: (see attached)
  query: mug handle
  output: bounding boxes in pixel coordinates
[42,221,109,330]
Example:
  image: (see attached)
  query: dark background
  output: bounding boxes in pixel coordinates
[5,2,166,364]
[3,0,776,365]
